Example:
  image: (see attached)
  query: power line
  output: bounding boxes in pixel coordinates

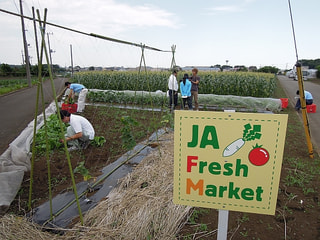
[0,7,171,53]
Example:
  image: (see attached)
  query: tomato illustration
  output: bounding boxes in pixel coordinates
[248,144,269,166]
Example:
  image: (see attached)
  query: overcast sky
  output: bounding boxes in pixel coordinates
[0,0,319,69]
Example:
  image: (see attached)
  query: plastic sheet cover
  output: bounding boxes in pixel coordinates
[0,90,88,213]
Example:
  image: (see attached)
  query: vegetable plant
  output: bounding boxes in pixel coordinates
[64,97,75,104]
[120,116,138,150]
[91,136,106,147]
[74,161,91,181]
[33,113,66,153]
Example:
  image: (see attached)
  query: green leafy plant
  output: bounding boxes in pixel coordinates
[120,116,138,150]
[51,176,67,187]
[196,223,208,232]
[240,231,248,237]
[188,208,210,224]
[64,97,75,104]
[161,111,174,129]
[33,113,66,153]
[74,161,91,181]
[91,136,106,147]
[238,213,250,223]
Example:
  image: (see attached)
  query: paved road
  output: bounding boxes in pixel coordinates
[278,75,320,154]
[0,78,66,155]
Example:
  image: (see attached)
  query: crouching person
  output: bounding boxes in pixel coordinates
[59,110,95,151]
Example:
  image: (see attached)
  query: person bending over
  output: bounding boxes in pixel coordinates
[64,82,87,112]
[295,90,313,111]
[59,110,95,151]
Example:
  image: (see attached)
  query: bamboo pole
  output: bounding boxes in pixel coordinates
[35,8,84,224]
[296,62,314,158]
[34,8,54,217]
[28,8,49,211]
[170,45,176,70]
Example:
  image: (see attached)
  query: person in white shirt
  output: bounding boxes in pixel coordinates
[168,70,178,109]
[59,110,95,151]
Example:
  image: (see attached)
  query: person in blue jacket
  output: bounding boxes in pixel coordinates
[180,73,192,110]
[295,90,313,111]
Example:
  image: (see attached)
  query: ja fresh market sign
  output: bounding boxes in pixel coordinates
[173,111,288,215]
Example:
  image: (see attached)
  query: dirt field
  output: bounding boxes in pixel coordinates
[3,73,320,239]
[4,101,319,239]
[7,105,170,213]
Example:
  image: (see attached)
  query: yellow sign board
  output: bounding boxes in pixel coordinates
[173,110,288,215]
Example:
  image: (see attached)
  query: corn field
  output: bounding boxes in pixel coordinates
[72,71,276,97]
[72,71,167,93]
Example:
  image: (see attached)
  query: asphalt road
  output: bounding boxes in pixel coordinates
[278,75,320,154]
[0,78,66,155]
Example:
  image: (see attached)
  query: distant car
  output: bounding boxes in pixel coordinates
[294,72,308,81]
[294,75,307,81]
[287,71,295,78]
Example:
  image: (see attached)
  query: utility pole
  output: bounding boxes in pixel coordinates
[21,50,24,64]
[47,32,54,74]
[70,44,74,77]
[19,0,32,87]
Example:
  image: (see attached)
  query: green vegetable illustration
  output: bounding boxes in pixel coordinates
[222,123,262,157]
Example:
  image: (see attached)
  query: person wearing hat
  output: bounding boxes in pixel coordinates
[59,109,95,151]
[180,73,192,110]
[295,90,313,111]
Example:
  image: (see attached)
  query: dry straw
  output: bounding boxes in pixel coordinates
[0,131,191,240]
[0,214,63,240]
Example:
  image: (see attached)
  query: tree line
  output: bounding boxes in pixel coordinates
[299,59,320,78]
[0,63,66,77]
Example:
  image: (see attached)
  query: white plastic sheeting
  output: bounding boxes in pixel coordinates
[0,90,88,213]
[0,102,56,213]
[198,94,282,112]
[88,89,283,113]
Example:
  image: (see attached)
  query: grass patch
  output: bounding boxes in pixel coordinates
[0,76,38,95]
